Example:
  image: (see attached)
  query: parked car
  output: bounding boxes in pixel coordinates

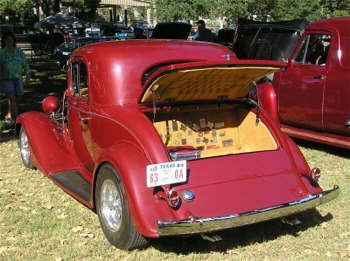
[16,40,339,250]
[217,28,235,48]
[233,18,309,61]
[53,36,114,68]
[272,17,350,149]
[53,41,75,68]
[151,22,191,39]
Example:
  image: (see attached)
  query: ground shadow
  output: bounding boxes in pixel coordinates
[292,138,350,159]
[0,59,66,142]
[0,129,16,142]
[149,209,333,254]
[20,59,66,113]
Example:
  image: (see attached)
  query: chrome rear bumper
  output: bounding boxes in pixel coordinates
[157,185,339,236]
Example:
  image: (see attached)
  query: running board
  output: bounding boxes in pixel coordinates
[51,171,91,203]
[281,124,350,149]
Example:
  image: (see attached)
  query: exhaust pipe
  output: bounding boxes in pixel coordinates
[281,217,302,226]
[200,233,223,242]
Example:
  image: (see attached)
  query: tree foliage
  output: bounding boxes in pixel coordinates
[0,0,349,26]
[211,0,249,22]
[0,0,33,16]
[269,0,322,21]
[64,0,100,22]
[31,0,61,16]
[154,0,350,25]
[0,0,100,23]
[320,0,350,17]
[154,0,193,22]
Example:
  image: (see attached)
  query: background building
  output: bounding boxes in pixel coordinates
[99,0,152,26]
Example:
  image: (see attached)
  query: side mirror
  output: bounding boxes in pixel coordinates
[42,96,59,114]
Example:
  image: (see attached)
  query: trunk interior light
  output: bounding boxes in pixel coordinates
[167,189,181,209]
[310,168,321,182]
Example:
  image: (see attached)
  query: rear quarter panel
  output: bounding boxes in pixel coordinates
[89,108,178,237]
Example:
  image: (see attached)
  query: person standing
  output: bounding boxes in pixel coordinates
[193,20,215,42]
[0,31,31,123]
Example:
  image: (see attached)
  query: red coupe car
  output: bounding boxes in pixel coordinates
[16,40,339,250]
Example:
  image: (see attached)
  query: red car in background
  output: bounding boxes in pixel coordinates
[272,17,350,149]
[16,40,339,250]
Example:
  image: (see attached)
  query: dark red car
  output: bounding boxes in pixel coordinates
[16,40,339,250]
[272,17,350,149]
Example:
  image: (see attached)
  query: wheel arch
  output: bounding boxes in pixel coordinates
[91,143,169,238]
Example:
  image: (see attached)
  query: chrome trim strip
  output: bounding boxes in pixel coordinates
[157,185,339,236]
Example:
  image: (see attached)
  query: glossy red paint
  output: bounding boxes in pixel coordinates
[272,17,350,149]
[42,96,59,113]
[257,81,279,123]
[16,40,338,247]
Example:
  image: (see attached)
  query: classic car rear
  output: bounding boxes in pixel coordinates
[140,62,338,235]
[16,40,339,250]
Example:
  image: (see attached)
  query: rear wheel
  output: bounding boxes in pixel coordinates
[19,127,34,169]
[95,164,148,250]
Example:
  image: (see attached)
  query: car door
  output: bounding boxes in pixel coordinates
[323,36,350,136]
[67,59,95,173]
[276,32,331,131]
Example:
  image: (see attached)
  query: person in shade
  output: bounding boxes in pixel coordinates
[0,31,31,123]
[193,20,215,42]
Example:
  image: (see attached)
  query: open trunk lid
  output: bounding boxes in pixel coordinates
[140,61,285,104]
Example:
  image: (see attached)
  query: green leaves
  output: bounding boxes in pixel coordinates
[0,0,349,31]
[154,0,350,24]
[0,0,32,15]
[0,0,101,22]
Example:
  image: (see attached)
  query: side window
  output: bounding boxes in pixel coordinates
[294,34,331,66]
[72,62,88,97]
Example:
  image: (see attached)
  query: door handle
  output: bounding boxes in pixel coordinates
[313,75,325,80]
[345,120,350,128]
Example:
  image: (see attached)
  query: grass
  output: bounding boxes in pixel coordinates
[0,59,349,260]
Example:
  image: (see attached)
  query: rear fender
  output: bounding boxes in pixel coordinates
[257,81,279,123]
[16,112,77,175]
[284,135,322,194]
[93,143,176,238]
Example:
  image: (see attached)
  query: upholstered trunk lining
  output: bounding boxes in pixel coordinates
[147,104,277,159]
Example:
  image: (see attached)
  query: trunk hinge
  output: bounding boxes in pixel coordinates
[250,82,261,125]
[151,88,157,122]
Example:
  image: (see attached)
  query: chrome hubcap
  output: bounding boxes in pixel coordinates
[100,179,122,231]
[20,130,30,164]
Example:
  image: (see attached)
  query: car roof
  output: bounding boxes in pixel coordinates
[307,17,350,36]
[71,40,236,106]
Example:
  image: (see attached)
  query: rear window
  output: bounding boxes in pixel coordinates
[142,61,194,85]
[340,37,350,68]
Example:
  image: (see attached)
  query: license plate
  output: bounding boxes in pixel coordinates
[146,160,187,187]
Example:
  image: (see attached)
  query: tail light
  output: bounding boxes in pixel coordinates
[167,189,181,209]
[310,168,321,182]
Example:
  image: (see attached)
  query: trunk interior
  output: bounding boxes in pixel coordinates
[145,103,278,160]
